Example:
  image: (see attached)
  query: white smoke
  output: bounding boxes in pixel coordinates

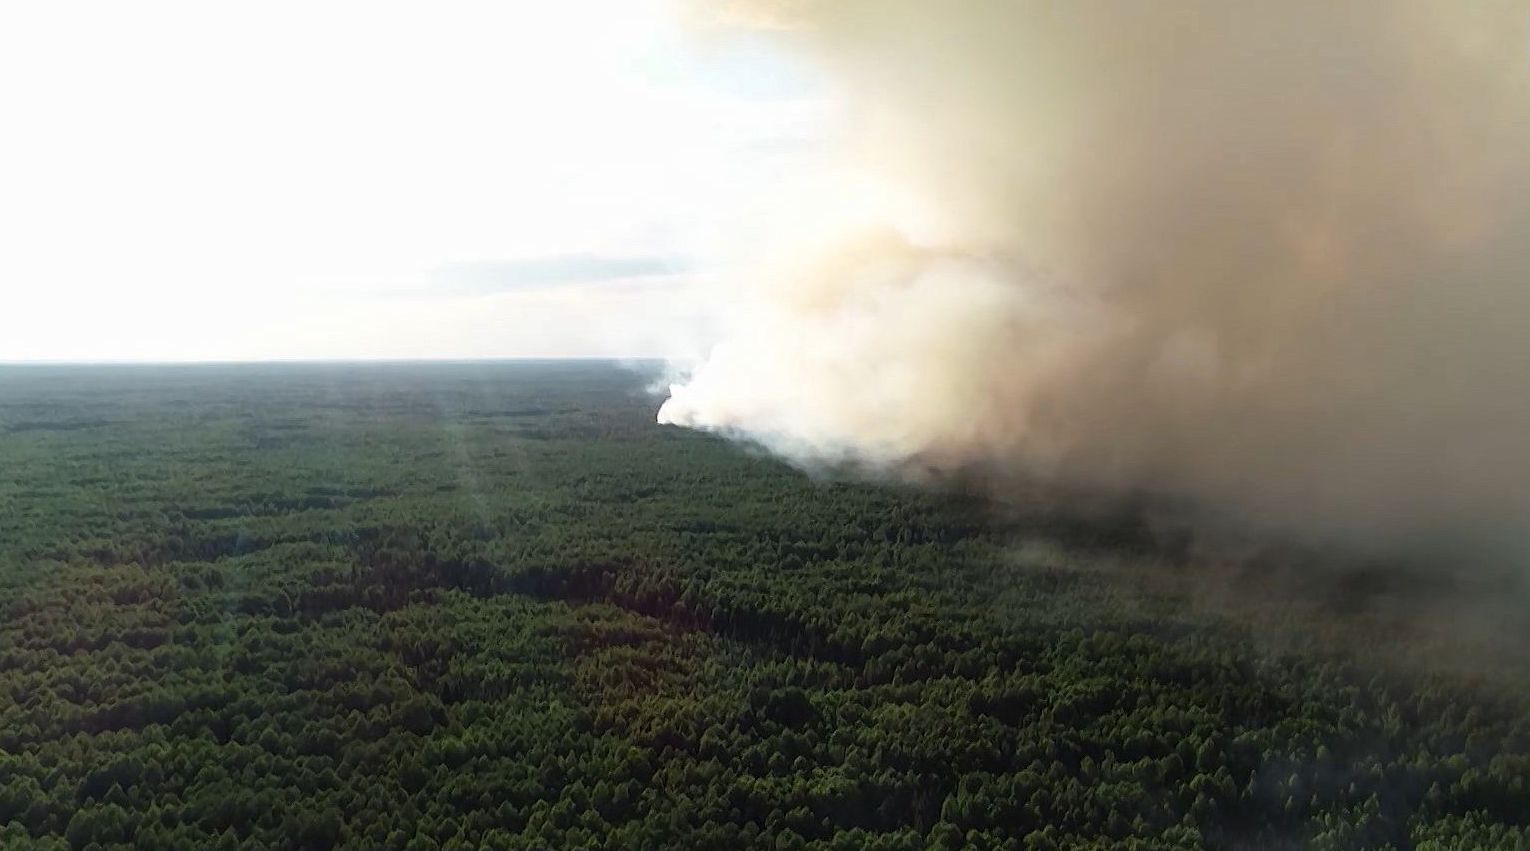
[663,1,1530,566]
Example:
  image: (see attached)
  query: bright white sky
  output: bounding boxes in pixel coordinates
[0,0,826,361]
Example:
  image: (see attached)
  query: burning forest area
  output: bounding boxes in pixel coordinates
[3,1,1530,849]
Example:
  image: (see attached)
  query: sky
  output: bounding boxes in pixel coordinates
[0,0,825,362]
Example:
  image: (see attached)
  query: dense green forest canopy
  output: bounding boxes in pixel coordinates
[1,361,1528,850]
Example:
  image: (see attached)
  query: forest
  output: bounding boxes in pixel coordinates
[1,361,1528,850]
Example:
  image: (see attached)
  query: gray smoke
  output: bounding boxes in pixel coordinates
[662,1,1530,569]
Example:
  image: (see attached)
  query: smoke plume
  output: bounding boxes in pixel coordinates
[662,1,1530,568]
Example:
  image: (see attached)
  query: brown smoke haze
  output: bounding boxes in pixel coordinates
[661,1,1530,572]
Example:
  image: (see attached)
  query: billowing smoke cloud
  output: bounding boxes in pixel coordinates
[662,1,1530,568]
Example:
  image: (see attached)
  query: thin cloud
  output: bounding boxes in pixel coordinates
[422,253,694,296]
